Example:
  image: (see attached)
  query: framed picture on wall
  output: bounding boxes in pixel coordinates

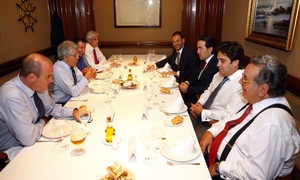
[245,0,300,51]
[114,0,161,28]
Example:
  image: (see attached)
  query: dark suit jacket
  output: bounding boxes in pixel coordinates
[182,54,219,107]
[156,45,199,81]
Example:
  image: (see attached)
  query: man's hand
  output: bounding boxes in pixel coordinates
[167,71,177,75]
[72,109,89,123]
[83,68,95,81]
[179,82,189,93]
[146,64,155,71]
[189,102,203,118]
[199,131,213,154]
[209,163,220,177]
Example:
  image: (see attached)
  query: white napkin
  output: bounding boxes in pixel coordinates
[170,135,195,156]
[69,95,88,101]
[158,63,170,73]
[164,96,184,113]
[162,76,176,88]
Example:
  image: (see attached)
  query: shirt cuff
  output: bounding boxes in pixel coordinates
[201,109,212,122]
[177,71,180,76]
[219,161,231,179]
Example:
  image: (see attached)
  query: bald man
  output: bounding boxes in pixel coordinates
[0,53,82,159]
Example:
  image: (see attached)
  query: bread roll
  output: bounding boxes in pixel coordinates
[171,115,184,125]
[160,87,170,94]
[79,105,87,111]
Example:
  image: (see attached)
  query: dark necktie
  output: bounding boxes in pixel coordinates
[175,52,180,65]
[209,105,252,165]
[93,49,99,64]
[202,77,229,109]
[70,67,77,85]
[33,91,45,122]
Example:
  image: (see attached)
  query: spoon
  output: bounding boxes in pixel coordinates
[167,161,200,166]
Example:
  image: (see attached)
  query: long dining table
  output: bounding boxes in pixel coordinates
[0,55,211,180]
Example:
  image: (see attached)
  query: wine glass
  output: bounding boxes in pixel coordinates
[151,119,166,153]
[79,110,91,135]
[105,90,113,103]
[140,127,158,165]
[52,120,71,153]
[70,128,86,156]
[152,83,160,106]
[145,90,153,110]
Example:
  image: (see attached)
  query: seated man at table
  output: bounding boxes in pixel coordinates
[200,55,300,179]
[190,41,247,140]
[48,40,96,105]
[179,35,219,108]
[147,31,199,81]
[72,37,90,71]
[0,53,84,160]
[84,30,107,70]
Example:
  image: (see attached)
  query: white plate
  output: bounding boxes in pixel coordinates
[102,137,121,146]
[165,117,184,127]
[42,120,79,139]
[95,73,112,80]
[156,68,171,74]
[160,140,201,161]
[159,104,187,114]
[161,82,179,89]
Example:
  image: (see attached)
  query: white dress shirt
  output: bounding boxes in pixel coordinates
[199,69,247,121]
[84,43,107,69]
[49,60,89,104]
[208,97,300,179]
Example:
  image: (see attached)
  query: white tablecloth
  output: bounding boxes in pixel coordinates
[0,55,211,180]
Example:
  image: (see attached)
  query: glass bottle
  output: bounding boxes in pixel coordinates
[105,116,115,143]
[127,69,133,81]
[133,54,138,64]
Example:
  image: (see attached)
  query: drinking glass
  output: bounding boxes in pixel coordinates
[105,90,113,103]
[145,90,153,110]
[70,128,86,156]
[152,83,160,106]
[117,54,123,64]
[79,110,91,135]
[52,120,71,152]
[140,127,158,165]
[151,119,166,152]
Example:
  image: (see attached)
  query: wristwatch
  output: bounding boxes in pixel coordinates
[215,163,220,174]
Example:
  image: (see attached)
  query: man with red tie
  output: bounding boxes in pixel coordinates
[84,30,107,70]
[200,55,300,179]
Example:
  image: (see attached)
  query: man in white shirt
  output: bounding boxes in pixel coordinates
[48,40,95,104]
[200,55,300,179]
[84,31,107,70]
[190,41,247,139]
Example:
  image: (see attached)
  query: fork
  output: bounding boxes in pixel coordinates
[167,161,200,166]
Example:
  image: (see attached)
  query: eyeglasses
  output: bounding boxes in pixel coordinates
[241,73,256,84]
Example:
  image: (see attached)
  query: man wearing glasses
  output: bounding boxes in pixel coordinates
[200,55,300,179]
[48,40,96,105]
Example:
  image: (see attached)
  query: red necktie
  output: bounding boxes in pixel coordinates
[209,105,253,165]
[93,49,99,64]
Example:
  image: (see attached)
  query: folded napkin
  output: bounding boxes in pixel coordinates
[70,95,88,101]
[162,76,176,88]
[163,96,184,113]
[170,135,195,156]
[158,63,170,73]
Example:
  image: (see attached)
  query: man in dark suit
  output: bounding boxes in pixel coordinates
[179,35,219,108]
[147,31,199,81]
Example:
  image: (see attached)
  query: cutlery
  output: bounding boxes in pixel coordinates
[37,139,62,143]
[164,113,188,116]
[167,161,200,166]
[87,118,93,123]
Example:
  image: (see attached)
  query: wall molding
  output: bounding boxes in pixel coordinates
[0,48,53,77]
